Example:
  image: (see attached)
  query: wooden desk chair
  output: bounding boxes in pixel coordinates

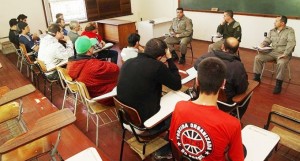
[75,81,115,147]
[0,108,76,161]
[0,85,36,145]
[113,97,169,160]
[264,104,300,152]
[19,44,40,87]
[56,66,81,114]
[217,80,259,119]
[36,59,60,102]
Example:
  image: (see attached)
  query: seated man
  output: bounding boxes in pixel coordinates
[117,38,182,129]
[56,18,68,36]
[67,36,119,106]
[208,10,242,52]
[18,22,39,56]
[38,24,74,80]
[81,22,118,64]
[120,33,144,62]
[194,37,248,117]
[164,7,193,64]
[253,15,296,94]
[68,21,81,45]
[8,18,19,48]
[170,57,244,161]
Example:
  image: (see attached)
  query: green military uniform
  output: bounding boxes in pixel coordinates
[254,26,296,80]
[208,20,242,52]
[164,15,193,57]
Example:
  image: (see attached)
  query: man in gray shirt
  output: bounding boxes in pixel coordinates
[164,8,193,64]
[253,15,296,94]
[68,21,81,44]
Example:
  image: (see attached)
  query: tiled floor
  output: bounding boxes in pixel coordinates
[4,40,300,161]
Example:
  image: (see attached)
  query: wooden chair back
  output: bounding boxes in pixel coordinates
[76,81,92,101]
[19,43,34,64]
[265,104,300,152]
[36,59,48,73]
[113,97,142,127]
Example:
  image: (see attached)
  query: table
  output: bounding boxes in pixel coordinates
[242,125,280,161]
[0,53,110,160]
[97,19,136,49]
[137,17,172,46]
[144,91,190,128]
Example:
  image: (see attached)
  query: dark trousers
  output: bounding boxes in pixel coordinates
[96,49,118,64]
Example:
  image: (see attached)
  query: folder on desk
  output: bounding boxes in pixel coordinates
[181,67,197,84]
[144,91,190,128]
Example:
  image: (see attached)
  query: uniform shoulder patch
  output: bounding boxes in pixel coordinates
[233,22,240,28]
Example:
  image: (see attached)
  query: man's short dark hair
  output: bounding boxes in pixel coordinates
[280,15,288,24]
[225,10,234,18]
[56,13,63,19]
[197,57,227,95]
[17,14,27,21]
[47,24,61,36]
[144,38,167,58]
[128,33,140,47]
[177,7,184,12]
[85,22,97,31]
[224,38,239,54]
[9,18,18,27]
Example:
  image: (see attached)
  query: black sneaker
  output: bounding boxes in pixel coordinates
[178,57,186,64]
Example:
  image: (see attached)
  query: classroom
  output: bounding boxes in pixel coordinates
[0,0,299,160]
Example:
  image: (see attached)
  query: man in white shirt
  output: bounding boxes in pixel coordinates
[38,23,74,79]
[120,33,144,62]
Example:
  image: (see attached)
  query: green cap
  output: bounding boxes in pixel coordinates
[75,36,98,54]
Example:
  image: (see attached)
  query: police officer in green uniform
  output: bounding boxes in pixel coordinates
[253,15,296,94]
[165,7,193,64]
[208,10,242,52]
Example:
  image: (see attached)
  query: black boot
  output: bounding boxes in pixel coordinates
[273,79,283,94]
[178,55,186,64]
[253,73,261,83]
[171,50,178,61]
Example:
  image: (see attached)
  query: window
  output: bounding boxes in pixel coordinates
[42,0,132,25]
[43,0,88,25]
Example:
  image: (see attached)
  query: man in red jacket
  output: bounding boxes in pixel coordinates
[67,36,119,106]
[81,22,119,64]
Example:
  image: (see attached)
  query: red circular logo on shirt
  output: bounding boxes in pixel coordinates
[176,123,213,160]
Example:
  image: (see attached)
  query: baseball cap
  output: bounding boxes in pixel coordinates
[75,36,98,54]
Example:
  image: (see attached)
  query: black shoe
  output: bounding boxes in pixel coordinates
[273,79,283,94]
[178,57,186,64]
[171,50,178,61]
[253,73,261,83]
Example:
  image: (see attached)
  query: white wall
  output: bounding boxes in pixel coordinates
[119,0,300,57]
[0,0,47,38]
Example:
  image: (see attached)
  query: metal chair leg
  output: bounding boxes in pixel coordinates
[96,115,99,147]
[61,88,68,109]
[120,130,126,161]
